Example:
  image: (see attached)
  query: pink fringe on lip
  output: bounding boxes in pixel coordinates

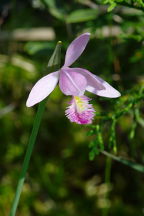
[65,96,95,124]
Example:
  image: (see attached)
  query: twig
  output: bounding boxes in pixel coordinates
[100,150,144,173]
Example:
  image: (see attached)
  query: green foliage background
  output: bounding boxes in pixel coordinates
[0,0,144,215]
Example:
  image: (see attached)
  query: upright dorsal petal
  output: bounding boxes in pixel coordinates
[26,71,59,107]
[64,33,90,67]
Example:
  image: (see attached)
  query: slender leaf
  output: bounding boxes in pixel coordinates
[101,150,144,173]
[66,9,98,23]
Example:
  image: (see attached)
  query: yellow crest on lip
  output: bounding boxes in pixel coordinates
[74,96,87,112]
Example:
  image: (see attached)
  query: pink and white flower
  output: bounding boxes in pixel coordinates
[65,96,95,124]
[26,33,121,124]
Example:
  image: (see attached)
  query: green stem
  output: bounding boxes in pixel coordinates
[9,99,46,216]
[9,41,61,216]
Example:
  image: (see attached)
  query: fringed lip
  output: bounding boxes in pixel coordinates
[65,96,95,124]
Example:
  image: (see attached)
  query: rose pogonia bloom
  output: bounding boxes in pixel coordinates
[26,33,121,124]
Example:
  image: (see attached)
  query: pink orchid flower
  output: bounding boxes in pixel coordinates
[26,33,121,124]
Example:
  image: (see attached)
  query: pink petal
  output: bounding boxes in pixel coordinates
[72,68,104,90]
[26,71,59,107]
[86,75,121,98]
[64,33,90,67]
[59,68,87,96]
[72,68,121,98]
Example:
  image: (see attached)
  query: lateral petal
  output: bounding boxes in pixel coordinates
[73,68,121,98]
[64,33,90,67]
[26,71,59,107]
[72,68,104,90]
[59,68,87,96]
[86,75,121,98]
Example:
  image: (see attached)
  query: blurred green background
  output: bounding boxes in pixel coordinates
[0,0,144,215]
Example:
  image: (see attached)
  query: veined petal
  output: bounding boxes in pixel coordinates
[86,75,121,98]
[26,71,59,107]
[70,68,104,91]
[59,68,87,96]
[72,68,121,98]
[64,33,90,67]
[65,96,95,124]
